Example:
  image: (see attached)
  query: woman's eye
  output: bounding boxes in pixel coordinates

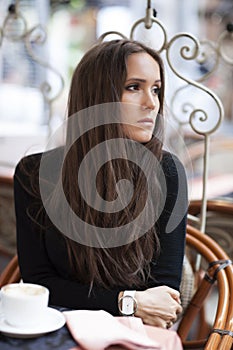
[152,86,161,95]
[125,84,139,91]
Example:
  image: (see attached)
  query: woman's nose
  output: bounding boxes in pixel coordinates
[142,91,156,110]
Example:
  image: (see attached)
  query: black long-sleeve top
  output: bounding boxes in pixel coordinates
[14,147,188,315]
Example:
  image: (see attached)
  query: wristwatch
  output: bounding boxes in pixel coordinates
[118,290,137,316]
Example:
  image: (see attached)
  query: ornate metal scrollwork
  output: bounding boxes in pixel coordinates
[0,1,64,130]
[97,0,232,238]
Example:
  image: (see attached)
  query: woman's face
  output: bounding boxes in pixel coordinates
[121,52,161,143]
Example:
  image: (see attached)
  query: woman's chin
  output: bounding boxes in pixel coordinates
[131,131,153,143]
[122,126,154,143]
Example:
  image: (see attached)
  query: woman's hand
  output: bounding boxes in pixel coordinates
[134,286,183,328]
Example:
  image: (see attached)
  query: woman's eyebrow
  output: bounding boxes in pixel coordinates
[125,78,161,84]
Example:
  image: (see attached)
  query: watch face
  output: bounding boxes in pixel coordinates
[122,295,134,316]
[118,291,137,316]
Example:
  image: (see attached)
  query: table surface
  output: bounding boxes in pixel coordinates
[0,307,76,350]
[0,306,185,350]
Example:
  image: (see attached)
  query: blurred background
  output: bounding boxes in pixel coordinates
[0,0,232,195]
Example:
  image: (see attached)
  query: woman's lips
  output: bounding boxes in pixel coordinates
[137,118,154,125]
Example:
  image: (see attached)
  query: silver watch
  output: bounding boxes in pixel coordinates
[118,290,137,316]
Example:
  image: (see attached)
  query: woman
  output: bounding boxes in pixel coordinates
[14,39,187,329]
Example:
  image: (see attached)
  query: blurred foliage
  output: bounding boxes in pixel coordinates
[49,0,130,10]
[49,0,85,11]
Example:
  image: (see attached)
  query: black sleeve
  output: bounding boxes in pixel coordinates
[14,154,121,315]
[150,152,188,291]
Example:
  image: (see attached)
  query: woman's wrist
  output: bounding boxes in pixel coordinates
[118,291,124,303]
[134,291,141,317]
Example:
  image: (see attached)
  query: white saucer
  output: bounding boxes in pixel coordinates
[0,307,66,338]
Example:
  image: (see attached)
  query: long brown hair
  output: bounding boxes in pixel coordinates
[51,40,166,289]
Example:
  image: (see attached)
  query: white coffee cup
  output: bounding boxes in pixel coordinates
[0,283,49,328]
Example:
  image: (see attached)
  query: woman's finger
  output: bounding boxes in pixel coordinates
[166,320,173,329]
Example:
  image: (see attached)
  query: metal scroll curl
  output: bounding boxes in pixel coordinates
[218,26,233,65]
[23,24,64,104]
[130,12,168,53]
[0,4,27,43]
[166,33,224,138]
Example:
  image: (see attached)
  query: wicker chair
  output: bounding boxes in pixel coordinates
[178,224,233,350]
[0,175,17,274]
[0,254,20,287]
[188,199,233,259]
[0,175,17,257]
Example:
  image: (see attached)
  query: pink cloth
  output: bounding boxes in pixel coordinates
[63,310,183,350]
